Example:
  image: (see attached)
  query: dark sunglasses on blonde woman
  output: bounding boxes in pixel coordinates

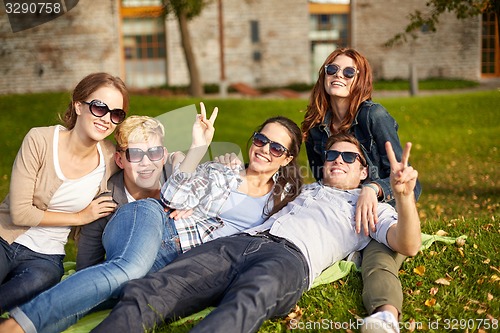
[82,99,126,125]
[252,132,289,157]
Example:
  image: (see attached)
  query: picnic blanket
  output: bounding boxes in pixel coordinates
[9,233,465,332]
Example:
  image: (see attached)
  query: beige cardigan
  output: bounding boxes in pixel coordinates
[0,126,118,244]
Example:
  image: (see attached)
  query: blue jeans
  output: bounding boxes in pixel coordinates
[0,238,64,313]
[10,198,181,333]
[92,233,310,333]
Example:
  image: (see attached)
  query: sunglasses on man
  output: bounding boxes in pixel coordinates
[324,64,359,79]
[252,132,289,158]
[120,146,165,163]
[82,99,126,125]
[324,150,366,166]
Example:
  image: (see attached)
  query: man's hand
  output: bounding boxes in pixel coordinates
[355,186,379,235]
[77,196,117,225]
[214,152,243,170]
[385,141,421,256]
[168,209,194,220]
[386,141,418,197]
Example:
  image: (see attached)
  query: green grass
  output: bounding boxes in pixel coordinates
[373,79,480,91]
[0,90,498,332]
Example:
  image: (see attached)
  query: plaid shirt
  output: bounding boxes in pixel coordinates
[160,162,242,252]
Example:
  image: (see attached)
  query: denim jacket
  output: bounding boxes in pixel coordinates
[305,100,422,206]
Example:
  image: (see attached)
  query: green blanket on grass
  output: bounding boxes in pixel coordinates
[50,233,462,332]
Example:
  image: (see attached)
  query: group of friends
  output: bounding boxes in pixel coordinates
[0,48,422,333]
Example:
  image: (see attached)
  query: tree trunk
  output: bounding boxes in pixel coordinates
[177,10,203,97]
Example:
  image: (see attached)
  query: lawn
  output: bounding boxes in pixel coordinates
[0,90,498,332]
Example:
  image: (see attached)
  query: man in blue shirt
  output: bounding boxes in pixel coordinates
[91,132,421,333]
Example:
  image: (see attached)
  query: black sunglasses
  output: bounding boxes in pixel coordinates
[324,150,365,166]
[324,64,359,79]
[121,146,165,163]
[82,100,126,125]
[252,132,289,157]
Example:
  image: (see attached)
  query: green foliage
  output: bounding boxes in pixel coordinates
[163,0,213,20]
[0,90,498,332]
[385,0,497,47]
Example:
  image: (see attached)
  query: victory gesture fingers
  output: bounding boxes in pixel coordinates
[385,141,418,197]
[191,102,218,148]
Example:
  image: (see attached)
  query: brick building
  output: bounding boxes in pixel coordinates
[0,0,498,94]
[0,1,122,94]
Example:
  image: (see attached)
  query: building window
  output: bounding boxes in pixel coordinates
[250,20,260,44]
[123,18,166,60]
[309,14,348,47]
[481,12,499,76]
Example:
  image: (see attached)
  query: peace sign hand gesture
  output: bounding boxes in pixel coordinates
[386,141,418,198]
[191,102,218,148]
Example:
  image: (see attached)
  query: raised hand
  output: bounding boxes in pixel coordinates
[179,102,219,173]
[385,141,418,197]
[191,102,218,148]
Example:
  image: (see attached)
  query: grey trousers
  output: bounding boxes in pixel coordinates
[361,239,406,317]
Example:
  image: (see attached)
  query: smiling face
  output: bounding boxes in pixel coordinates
[323,54,357,99]
[247,122,293,175]
[74,85,124,142]
[322,140,368,190]
[115,137,166,196]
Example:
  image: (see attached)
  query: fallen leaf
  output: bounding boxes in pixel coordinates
[483,258,491,264]
[414,265,426,276]
[458,247,464,257]
[490,266,500,274]
[285,305,303,327]
[425,298,436,307]
[456,238,466,246]
[477,308,486,314]
[435,278,450,286]
[487,293,494,301]
[491,275,500,283]
[286,305,302,319]
[436,229,448,236]
[429,287,439,295]
[407,319,416,332]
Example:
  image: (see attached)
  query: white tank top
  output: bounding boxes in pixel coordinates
[15,126,105,255]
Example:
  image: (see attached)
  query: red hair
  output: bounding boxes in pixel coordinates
[302,48,373,138]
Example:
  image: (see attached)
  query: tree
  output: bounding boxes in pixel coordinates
[163,0,213,97]
[385,0,500,47]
